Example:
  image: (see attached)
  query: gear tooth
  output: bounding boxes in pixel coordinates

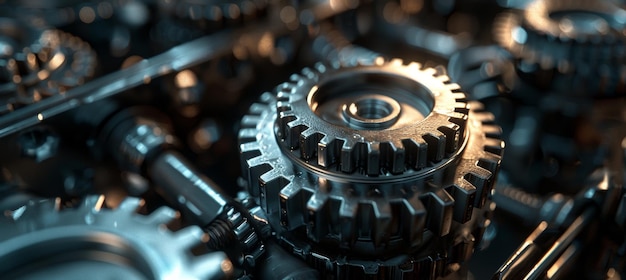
[317,136,340,167]
[145,206,178,225]
[306,192,330,242]
[174,226,205,249]
[374,56,386,66]
[448,111,469,139]
[259,171,291,215]
[483,137,505,158]
[286,122,307,150]
[239,142,261,174]
[338,199,358,244]
[454,101,471,115]
[313,62,327,73]
[395,196,427,246]
[300,128,322,160]
[481,121,503,139]
[437,123,462,154]
[340,140,357,173]
[301,67,317,79]
[423,131,446,162]
[381,141,406,174]
[246,158,273,197]
[463,166,495,208]
[419,185,454,236]
[402,138,428,170]
[276,100,291,114]
[390,58,403,66]
[238,128,259,144]
[371,201,393,246]
[407,62,421,70]
[366,142,381,176]
[248,102,268,115]
[338,198,358,219]
[259,92,276,105]
[190,251,233,279]
[477,155,501,175]
[280,182,310,229]
[276,87,292,101]
[117,197,142,212]
[278,111,304,149]
[277,81,296,95]
[446,183,477,223]
[289,73,303,83]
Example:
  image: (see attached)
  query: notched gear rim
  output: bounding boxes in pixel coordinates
[0,195,231,280]
[276,59,469,177]
[494,0,626,65]
[238,60,504,255]
[0,25,96,111]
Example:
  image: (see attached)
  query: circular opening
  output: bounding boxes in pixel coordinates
[308,71,435,131]
[341,94,401,129]
[351,98,393,119]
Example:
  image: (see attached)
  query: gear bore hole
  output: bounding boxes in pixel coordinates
[342,94,401,129]
[351,99,393,119]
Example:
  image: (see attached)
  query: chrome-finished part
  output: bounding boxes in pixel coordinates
[0,195,233,279]
[239,59,504,277]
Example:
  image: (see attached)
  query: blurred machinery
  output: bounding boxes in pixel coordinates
[0,0,624,279]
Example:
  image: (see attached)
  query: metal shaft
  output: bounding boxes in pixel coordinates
[148,150,228,226]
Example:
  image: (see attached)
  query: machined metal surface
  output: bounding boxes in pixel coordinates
[1,0,626,279]
[0,195,233,279]
[239,58,503,277]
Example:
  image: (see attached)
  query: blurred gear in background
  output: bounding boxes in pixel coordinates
[0,0,624,279]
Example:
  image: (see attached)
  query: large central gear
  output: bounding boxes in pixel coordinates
[0,195,233,279]
[239,59,504,277]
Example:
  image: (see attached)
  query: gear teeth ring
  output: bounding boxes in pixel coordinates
[0,195,233,279]
[276,60,469,176]
[239,59,503,276]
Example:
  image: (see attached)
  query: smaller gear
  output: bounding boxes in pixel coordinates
[0,18,96,114]
[0,195,233,279]
[493,0,626,96]
[239,58,503,278]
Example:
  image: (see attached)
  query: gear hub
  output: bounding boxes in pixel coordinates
[238,59,504,277]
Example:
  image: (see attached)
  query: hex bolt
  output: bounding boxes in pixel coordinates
[17,126,60,162]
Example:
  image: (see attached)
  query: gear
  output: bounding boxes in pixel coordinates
[0,195,233,279]
[238,59,503,277]
[156,0,267,32]
[493,0,626,96]
[0,19,96,114]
